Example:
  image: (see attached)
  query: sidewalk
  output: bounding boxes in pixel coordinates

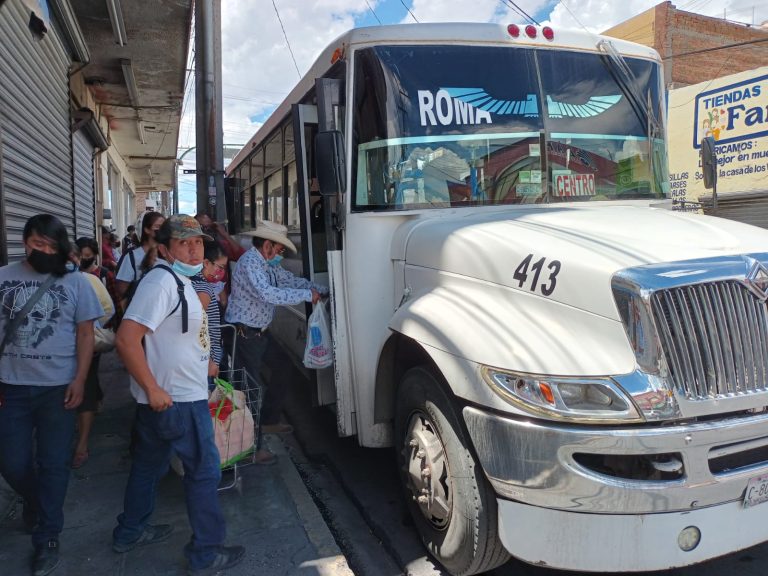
[0,353,353,576]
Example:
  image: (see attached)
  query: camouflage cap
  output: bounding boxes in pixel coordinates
[168,214,214,241]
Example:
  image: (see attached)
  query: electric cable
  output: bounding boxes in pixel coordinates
[500,0,539,26]
[271,0,301,78]
[365,0,382,24]
[400,0,419,23]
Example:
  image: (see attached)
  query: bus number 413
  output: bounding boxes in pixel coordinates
[514,254,562,296]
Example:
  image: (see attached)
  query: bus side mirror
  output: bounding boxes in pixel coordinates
[700,136,717,190]
[316,130,346,198]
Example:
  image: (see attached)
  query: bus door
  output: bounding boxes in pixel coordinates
[293,102,356,436]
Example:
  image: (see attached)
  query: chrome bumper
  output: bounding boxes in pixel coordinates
[463,406,768,513]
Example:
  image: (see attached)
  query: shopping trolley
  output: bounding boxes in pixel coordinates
[213,324,263,491]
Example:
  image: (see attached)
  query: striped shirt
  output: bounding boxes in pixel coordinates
[191,274,222,365]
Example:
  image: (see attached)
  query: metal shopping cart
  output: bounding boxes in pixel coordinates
[213,324,263,491]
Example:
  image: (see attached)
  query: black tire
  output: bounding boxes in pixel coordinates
[395,367,510,575]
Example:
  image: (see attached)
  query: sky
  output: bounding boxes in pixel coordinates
[175,0,768,214]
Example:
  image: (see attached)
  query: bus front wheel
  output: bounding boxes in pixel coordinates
[395,367,510,575]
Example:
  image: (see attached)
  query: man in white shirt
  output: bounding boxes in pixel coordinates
[112,215,244,575]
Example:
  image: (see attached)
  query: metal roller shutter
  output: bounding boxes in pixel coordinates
[72,129,95,238]
[700,191,768,229]
[0,0,74,261]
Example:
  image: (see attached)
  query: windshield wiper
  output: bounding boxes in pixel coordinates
[597,39,666,196]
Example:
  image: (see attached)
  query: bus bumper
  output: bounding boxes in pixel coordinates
[462,405,768,571]
[497,498,768,572]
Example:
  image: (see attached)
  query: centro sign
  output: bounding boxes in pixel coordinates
[418,89,492,127]
[553,171,595,197]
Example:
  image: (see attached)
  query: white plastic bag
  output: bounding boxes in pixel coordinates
[303,304,333,369]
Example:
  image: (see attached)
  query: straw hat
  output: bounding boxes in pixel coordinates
[241,220,297,253]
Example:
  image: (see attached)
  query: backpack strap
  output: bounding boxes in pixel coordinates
[115,247,138,281]
[151,264,188,334]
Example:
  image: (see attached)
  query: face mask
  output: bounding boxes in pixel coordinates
[171,259,204,277]
[206,267,226,283]
[80,257,95,270]
[27,250,62,275]
[267,254,283,267]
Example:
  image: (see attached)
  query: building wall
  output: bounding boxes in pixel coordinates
[604,1,768,89]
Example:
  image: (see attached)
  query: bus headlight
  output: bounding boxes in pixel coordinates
[482,367,643,423]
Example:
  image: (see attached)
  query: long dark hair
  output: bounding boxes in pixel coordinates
[140,218,173,273]
[23,214,71,276]
[140,212,165,245]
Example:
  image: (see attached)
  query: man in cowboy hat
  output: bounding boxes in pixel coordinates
[225,220,326,463]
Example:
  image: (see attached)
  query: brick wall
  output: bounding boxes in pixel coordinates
[606,1,768,88]
[664,3,768,87]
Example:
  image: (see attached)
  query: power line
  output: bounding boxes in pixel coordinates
[499,0,539,26]
[663,36,768,59]
[400,0,419,23]
[365,0,382,24]
[557,0,594,40]
[271,0,301,79]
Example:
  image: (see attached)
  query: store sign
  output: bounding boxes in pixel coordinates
[693,74,768,148]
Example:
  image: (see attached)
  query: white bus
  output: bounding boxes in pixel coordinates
[226,23,768,574]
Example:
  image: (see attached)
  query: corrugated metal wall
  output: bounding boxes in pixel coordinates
[72,129,95,239]
[705,192,768,230]
[0,0,74,261]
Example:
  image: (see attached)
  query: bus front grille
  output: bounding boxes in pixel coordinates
[651,281,768,400]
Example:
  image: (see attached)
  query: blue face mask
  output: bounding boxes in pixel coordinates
[267,254,283,267]
[171,259,203,277]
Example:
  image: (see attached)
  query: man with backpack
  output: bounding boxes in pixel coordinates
[112,215,244,575]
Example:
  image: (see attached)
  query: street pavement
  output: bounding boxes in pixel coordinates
[0,352,354,576]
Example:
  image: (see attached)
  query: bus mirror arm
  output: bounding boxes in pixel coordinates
[700,136,718,210]
[316,130,346,198]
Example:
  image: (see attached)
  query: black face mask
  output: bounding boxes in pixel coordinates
[27,250,63,275]
[80,257,96,270]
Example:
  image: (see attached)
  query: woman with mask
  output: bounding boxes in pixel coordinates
[71,237,117,469]
[191,241,228,383]
[0,214,103,576]
[114,211,165,304]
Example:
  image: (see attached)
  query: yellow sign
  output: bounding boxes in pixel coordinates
[667,67,768,204]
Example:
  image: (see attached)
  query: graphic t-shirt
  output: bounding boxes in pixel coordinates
[123,261,209,403]
[191,274,222,365]
[0,263,104,386]
[115,246,146,283]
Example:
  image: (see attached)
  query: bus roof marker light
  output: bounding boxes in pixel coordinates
[525,25,537,39]
[507,24,520,38]
[543,26,554,41]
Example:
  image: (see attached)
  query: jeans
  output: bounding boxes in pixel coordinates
[229,330,289,426]
[113,401,226,570]
[0,383,76,547]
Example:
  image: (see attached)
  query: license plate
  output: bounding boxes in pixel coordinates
[743,474,768,508]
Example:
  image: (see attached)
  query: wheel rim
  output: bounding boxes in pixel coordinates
[402,410,453,530]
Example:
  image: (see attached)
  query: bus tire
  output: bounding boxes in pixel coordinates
[395,366,510,575]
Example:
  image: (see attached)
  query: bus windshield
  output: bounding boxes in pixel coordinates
[352,44,667,211]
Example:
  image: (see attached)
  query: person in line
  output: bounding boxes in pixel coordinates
[100,226,117,272]
[114,211,165,303]
[77,236,119,316]
[225,220,326,463]
[191,241,228,383]
[195,213,245,263]
[0,214,103,576]
[109,233,122,262]
[112,215,244,575]
[122,225,139,253]
[71,238,116,469]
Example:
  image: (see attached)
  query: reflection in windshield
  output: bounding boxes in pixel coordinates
[356,133,663,209]
[352,45,667,211]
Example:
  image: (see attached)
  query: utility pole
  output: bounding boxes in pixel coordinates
[194,0,226,221]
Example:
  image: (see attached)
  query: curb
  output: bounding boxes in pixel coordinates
[268,434,355,576]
